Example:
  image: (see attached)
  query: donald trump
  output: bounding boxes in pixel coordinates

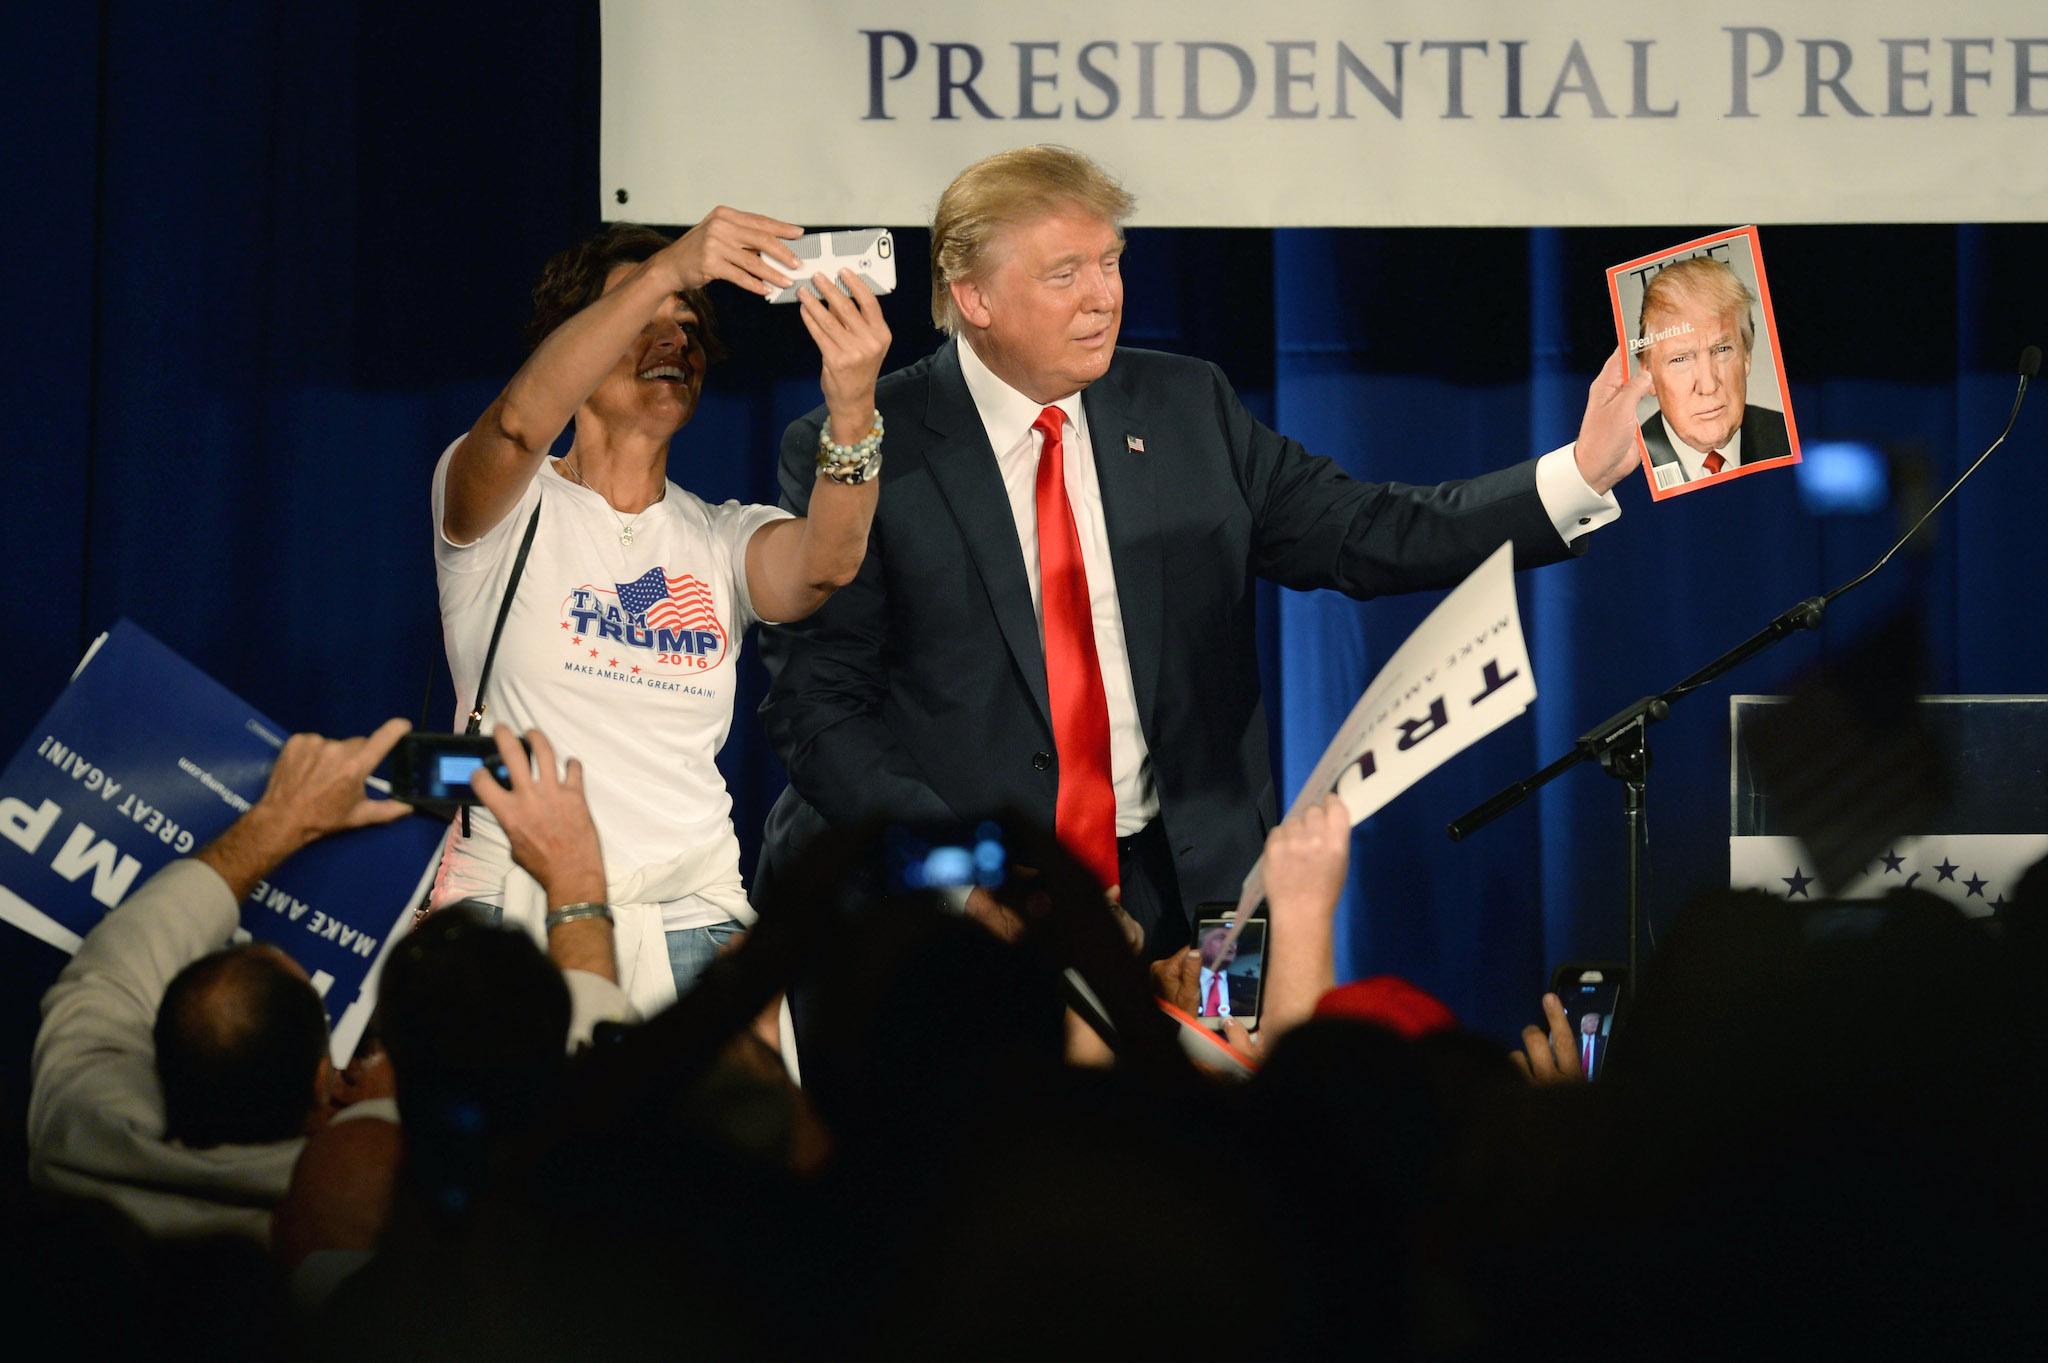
[1636,256,1791,490]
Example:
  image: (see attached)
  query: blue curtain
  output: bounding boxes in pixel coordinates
[5,4,2046,1047]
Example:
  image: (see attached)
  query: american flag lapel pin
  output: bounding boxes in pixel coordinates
[1125,434,1145,453]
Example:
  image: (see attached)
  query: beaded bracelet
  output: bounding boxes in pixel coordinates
[818,447,882,484]
[818,409,883,462]
[817,409,884,484]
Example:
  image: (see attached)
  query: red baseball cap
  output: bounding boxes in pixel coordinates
[1313,975,1459,1039]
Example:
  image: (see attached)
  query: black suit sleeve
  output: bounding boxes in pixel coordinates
[1209,363,1574,597]
[756,411,957,829]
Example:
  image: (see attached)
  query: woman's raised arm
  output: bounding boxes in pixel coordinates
[442,208,802,543]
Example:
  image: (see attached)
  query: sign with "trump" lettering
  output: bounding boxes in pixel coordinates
[0,622,446,1066]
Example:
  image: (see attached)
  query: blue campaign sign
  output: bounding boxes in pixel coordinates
[0,620,446,1063]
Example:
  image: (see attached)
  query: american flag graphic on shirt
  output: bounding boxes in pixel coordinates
[617,566,720,635]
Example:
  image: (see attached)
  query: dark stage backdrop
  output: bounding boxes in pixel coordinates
[4,4,2045,1058]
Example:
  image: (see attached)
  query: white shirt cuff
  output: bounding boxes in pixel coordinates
[1534,444,1621,544]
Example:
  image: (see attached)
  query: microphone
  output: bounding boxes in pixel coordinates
[1821,344,2039,607]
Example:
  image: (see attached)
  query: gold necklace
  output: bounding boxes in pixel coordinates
[562,454,644,547]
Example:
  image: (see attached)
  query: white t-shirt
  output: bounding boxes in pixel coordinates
[430,440,789,931]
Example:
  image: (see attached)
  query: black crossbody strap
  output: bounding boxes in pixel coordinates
[467,500,544,735]
[458,500,542,838]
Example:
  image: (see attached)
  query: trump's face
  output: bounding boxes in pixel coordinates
[953,204,1124,405]
[1199,928,1235,970]
[1643,296,1752,456]
[1581,1013,1601,1036]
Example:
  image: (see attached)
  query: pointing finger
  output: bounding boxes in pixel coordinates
[358,717,414,773]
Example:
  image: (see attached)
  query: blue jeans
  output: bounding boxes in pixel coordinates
[665,919,743,997]
[447,896,740,999]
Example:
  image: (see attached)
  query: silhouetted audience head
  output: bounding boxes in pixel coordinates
[154,944,328,1147]
[798,892,1068,1151]
[105,837,2048,1360]
[375,905,571,1218]
[1451,884,2046,1358]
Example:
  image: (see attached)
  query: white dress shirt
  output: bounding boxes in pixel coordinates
[957,335,1160,835]
[1652,413,1744,487]
[953,336,1620,834]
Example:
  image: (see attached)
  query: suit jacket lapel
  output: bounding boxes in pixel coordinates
[1082,367,1163,742]
[920,341,1052,728]
[1642,414,1678,467]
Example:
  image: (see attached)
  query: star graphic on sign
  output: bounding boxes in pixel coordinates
[609,658,619,668]
[1963,873,1987,898]
[1934,858,1959,882]
[631,665,641,674]
[1782,867,1814,897]
[1879,849,1905,874]
[1992,893,2009,911]
[559,620,570,630]
[571,636,582,645]
[588,648,599,658]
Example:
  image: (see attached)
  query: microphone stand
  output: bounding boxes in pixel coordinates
[1449,348,2040,999]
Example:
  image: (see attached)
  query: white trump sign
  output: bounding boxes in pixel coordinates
[602,0,2048,228]
[1231,540,1536,922]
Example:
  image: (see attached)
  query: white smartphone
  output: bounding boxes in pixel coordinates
[761,228,895,303]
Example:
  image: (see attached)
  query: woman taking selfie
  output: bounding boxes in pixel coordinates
[430,208,888,1009]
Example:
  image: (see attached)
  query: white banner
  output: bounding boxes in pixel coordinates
[1731,834,2046,915]
[602,1,2048,228]
[1232,540,1535,921]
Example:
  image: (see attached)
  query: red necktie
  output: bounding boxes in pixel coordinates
[1032,406,1119,890]
[1582,1036,1595,1077]
[1703,450,1726,476]
[1206,972,1223,1017]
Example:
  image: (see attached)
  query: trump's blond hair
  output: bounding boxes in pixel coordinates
[929,145,1136,334]
[1639,255,1757,354]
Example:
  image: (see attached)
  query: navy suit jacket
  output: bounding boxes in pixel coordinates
[1640,403,1791,475]
[756,340,1576,921]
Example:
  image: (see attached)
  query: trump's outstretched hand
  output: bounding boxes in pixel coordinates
[1573,347,1657,493]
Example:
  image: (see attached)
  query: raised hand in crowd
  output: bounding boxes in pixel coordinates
[1511,990,1587,1085]
[1103,888,1146,954]
[1145,793,1350,1049]
[1258,791,1349,1040]
[469,727,616,982]
[961,885,1029,943]
[468,728,605,907]
[1148,946,1201,1014]
[963,880,1143,954]
[195,718,413,901]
